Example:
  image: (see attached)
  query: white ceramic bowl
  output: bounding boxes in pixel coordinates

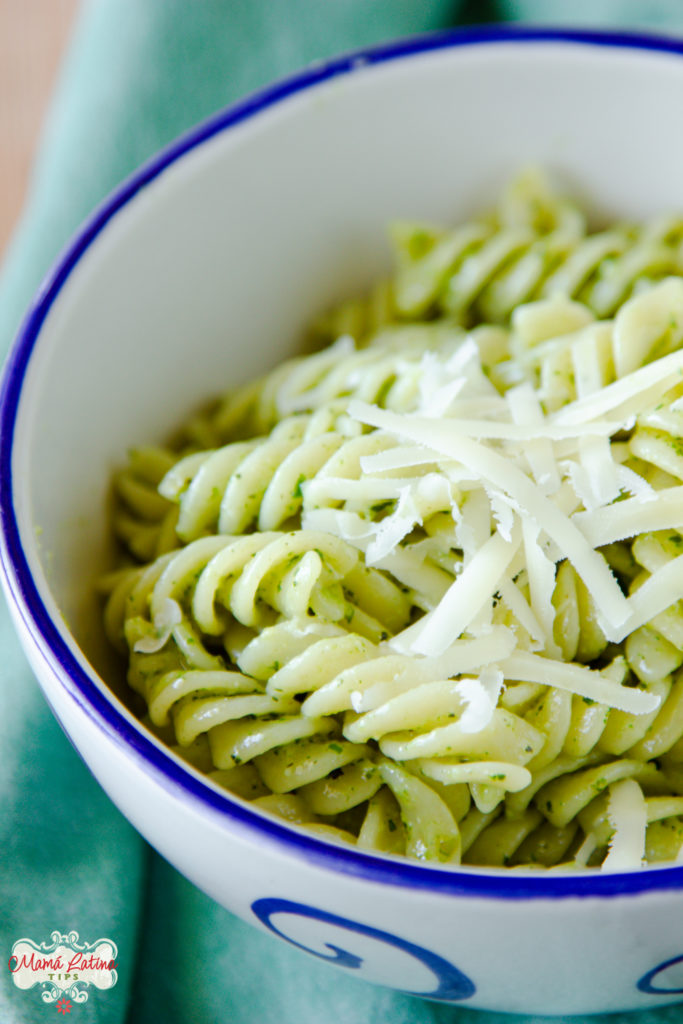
[4,26,683,1016]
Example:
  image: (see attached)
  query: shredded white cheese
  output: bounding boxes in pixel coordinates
[349,401,631,632]
[574,487,683,546]
[365,486,423,565]
[617,553,683,642]
[522,519,562,658]
[506,383,561,493]
[500,651,660,715]
[603,779,647,871]
[455,671,503,733]
[551,346,683,426]
[397,527,521,657]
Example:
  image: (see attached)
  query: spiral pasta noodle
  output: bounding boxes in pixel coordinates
[102,170,683,870]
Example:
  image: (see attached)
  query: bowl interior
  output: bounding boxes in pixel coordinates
[8,32,683,722]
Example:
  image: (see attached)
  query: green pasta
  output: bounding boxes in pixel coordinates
[101,169,683,871]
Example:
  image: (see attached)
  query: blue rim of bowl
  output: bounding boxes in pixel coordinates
[4,24,683,900]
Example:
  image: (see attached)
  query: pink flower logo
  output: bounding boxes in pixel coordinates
[56,997,72,1014]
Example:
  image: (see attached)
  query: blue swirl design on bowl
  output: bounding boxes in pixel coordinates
[251,897,475,1001]
[638,954,683,995]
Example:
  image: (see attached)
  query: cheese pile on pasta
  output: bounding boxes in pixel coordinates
[102,170,683,870]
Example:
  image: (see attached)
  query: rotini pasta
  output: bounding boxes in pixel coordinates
[102,170,683,871]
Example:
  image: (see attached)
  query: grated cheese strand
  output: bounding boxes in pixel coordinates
[551,346,683,426]
[617,552,683,642]
[603,779,647,871]
[395,527,522,657]
[381,417,629,441]
[522,519,562,658]
[506,383,560,493]
[389,625,517,671]
[497,576,545,648]
[574,487,683,546]
[577,433,620,510]
[500,651,660,715]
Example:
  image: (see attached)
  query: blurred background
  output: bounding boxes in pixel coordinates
[2,0,681,263]
[0,0,79,257]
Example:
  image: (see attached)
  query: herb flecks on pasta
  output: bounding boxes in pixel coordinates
[102,170,683,871]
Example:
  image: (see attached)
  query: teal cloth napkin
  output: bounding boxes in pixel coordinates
[4,3,683,1022]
